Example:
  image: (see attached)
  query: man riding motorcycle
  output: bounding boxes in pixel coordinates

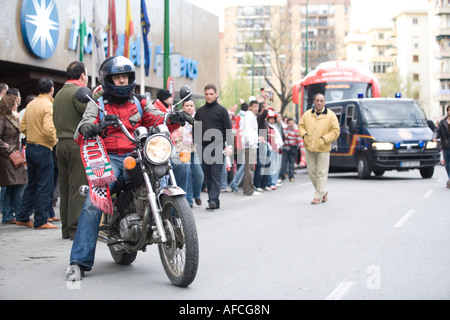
[66,56,192,281]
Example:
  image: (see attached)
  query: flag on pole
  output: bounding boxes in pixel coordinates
[79,18,87,62]
[108,0,118,57]
[141,0,151,76]
[93,0,106,70]
[124,0,134,58]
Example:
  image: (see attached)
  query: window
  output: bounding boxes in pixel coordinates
[346,105,355,128]
[413,73,420,81]
[413,17,419,24]
[329,106,343,125]
[413,55,419,62]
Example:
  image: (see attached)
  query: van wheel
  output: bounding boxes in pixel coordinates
[420,167,434,179]
[357,155,371,179]
[373,169,385,176]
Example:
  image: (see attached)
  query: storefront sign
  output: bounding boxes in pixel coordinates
[67,19,199,80]
[20,0,59,59]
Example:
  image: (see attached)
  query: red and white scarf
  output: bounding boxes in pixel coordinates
[80,137,116,215]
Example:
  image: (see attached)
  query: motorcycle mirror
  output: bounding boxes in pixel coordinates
[179,85,192,101]
[172,85,193,110]
[76,87,95,104]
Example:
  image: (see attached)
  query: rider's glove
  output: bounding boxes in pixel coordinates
[169,111,193,127]
[180,111,194,126]
[79,123,100,139]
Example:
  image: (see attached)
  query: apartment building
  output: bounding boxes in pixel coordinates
[429,0,450,120]
[220,0,351,103]
[393,11,429,114]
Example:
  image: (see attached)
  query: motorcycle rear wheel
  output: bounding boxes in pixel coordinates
[158,195,199,287]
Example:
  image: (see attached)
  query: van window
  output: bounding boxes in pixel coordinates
[359,100,427,128]
[346,104,355,128]
[329,106,343,125]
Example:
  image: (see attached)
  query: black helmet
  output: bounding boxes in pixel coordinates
[99,56,136,98]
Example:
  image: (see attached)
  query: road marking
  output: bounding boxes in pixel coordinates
[394,209,415,228]
[325,281,355,300]
[423,189,434,198]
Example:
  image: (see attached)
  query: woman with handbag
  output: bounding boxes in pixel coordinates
[0,94,27,224]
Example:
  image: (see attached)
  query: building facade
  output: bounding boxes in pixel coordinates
[220,0,351,108]
[429,0,450,120]
[0,0,220,104]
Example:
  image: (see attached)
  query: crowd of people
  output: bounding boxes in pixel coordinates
[0,71,306,237]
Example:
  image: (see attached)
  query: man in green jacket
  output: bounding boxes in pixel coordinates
[299,93,340,205]
[53,62,89,239]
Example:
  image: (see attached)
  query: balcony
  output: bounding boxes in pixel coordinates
[433,6,450,15]
[433,72,450,79]
[434,28,450,37]
[434,90,450,101]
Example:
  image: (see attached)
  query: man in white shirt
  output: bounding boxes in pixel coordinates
[241,100,261,195]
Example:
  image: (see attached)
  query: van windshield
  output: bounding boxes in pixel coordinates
[360,100,428,128]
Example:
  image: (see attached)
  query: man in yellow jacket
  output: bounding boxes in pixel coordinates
[298,93,340,204]
[16,77,58,229]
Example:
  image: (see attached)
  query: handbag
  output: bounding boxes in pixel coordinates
[9,149,26,168]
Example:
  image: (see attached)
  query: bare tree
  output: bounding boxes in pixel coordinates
[250,26,298,115]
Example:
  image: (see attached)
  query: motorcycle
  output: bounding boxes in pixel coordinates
[75,86,199,287]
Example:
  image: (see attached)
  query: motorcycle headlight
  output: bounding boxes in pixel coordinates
[144,134,173,165]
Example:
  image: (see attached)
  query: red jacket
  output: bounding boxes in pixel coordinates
[76,98,179,155]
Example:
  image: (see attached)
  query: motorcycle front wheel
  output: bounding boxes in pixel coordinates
[158,195,199,287]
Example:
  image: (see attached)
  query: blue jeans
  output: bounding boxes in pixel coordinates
[17,144,54,228]
[172,157,190,200]
[69,153,128,271]
[1,185,26,223]
[187,153,204,205]
[279,146,297,180]
[443,148,450,179]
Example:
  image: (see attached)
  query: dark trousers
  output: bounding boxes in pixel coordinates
[200,147,223,207]
[56,139,88,238]
[280,145,297,179]
[17,144,54,228]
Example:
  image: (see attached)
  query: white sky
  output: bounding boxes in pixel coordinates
[186,0,428,32]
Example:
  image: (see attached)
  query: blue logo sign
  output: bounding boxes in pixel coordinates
[21,0,59,59]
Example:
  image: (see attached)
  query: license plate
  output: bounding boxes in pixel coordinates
[400,161,420,167]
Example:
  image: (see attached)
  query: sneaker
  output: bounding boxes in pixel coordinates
[221,187,232,193]
[289,178,295,182]
[66,264,84,281]
[250,191,262,196]
[271,186,277,190]
[276,183,282,187]
[264,186,272,191]
[256,187,263,192]
[230,186,240,194]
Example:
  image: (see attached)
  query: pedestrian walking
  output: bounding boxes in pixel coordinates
[0,94,27,224]
[194,84,232,210]
[16,77,58,229]
[298,93,340,204]
[433,105,450,188]
[53,61,90,239]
